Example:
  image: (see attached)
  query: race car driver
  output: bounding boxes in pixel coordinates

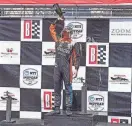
[49,16,81,116]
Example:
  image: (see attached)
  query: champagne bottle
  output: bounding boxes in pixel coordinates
[53,3,63,17]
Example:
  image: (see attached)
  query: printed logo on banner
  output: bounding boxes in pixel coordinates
[43,49,55,57]
[109,19,132,43]
[1,48,18,58]
[43,91,53,110]
[87,91,108,112]
[88,94,104,111]
[111,29,131,36]
[86,43,109,67]
[67,22,83,39]
[120,119,129,124]
[64,19,87,42]
[20,65,41,89]
[108,67,131,92]
[0,87,20,111]
[42,42,55,65]
[71,66,86,90]
[0,91,19,104]
[23,68,38,85]
[72,77,82,83]
[0,41,20,64]
[111,118,128,124]
[109,75,129,84]
[111,118,120,123]
[21,18,42,41]
[41,89,63,112]
[108,116,131,124]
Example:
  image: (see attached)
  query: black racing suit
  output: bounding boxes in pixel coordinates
[49,23,80,108]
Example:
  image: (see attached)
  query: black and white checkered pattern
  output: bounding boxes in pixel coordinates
[32,20,40,39]
[98,45,106,64]
[52,92,55,109]
[0,18,132,124]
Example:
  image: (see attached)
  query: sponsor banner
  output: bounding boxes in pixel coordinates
[86,43,109,67]
[42,42,55,65]
[21,18,42,41]
[41,89,63,112]
[1,0,132,4]
[0,87,20,111]
[108,116,131,124]
[0,41,20,64]
[108,67,131,92]
[109,19,132,43]
[20,65,42,89]
[64,19,87,42]
[87,91,108,112]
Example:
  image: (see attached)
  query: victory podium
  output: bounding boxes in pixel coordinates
[0,119,44,126]
[0,78,99,126]
[44,78,99,126]
[44,110,98,126]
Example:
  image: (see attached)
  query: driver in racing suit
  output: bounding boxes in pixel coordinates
[49,16,81,116]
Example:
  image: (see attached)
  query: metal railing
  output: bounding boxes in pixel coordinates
[0,5,132,18]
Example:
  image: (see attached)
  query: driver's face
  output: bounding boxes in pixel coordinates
[62,30,71,39]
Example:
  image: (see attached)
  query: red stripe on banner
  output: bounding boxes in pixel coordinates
[44,91,52,110]
[89,45,97,64]
[111,118,120,123]
[24,20,32,39]
[1,0,132,4]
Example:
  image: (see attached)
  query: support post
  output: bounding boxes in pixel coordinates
[81,85,87,114]
[6,96,12,122]
[78,78,91,115]
[0,91,16,124]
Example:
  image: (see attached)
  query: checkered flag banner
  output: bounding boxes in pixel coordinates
[51,92,55,109]
[97,45,106,64]
[32,20,40,39]
[21,19,42,41]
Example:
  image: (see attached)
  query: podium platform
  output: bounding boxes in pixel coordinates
[0,111,100,126]
[0,118,44,126]
[96,122,131,126]
[44,110,99,126]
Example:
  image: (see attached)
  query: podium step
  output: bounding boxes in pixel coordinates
[96,122,131,126]
[0,118,44,126]
[44,110,99,126]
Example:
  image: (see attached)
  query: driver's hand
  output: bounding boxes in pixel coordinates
[73,69,78,78]
[58,16,64,20]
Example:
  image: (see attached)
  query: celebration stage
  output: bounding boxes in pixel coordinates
[96,122,131,126]
[0,110,99,126]
[0,120,131,126]
[0,118,44,126]
[44,110,98,126]
[0,115,131,126]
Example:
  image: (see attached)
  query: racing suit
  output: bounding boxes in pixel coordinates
[49,22,80,111]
